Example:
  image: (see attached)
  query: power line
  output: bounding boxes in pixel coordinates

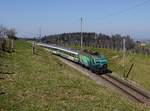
[101,0,150,20]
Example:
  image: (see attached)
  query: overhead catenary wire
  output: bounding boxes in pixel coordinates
[100,0,150,20]
[96,0,150,79]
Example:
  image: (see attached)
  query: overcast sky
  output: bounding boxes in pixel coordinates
[0,0,150,40]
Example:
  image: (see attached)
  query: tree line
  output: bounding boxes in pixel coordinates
[40,32,150,55]
[41,32,135,49]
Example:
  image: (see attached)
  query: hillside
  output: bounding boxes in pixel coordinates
[0,41,149,111]
[71,46,150,91]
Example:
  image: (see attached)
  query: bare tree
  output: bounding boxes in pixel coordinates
[0,25,17,52]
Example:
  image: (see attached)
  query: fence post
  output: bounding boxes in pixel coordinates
[11,39,14,52]
[32,41,36,54]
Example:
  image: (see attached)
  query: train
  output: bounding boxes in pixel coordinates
[38,43,108,73]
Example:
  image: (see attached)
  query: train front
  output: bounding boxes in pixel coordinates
[91,54,108,73]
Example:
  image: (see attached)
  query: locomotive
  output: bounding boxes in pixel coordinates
[38,43,108,73]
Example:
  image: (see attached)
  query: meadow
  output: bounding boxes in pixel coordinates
[0,41,149,110]
[71,45,150,91]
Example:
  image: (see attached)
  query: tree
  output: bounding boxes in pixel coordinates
[0,25,17,52]
[0,25,17,39]
[7,28,17,40]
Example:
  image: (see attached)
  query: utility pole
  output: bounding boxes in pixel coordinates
[95,33,97,39]
[58,34,59,45]
[123,38,126,78]
[80,17,83,51]
[39,27,42,39]
[95,33,97,47]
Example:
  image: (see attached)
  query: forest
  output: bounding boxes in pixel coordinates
[41,32,150,55]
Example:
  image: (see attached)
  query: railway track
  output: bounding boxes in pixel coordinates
[100,74,150,105]
[40,43,150,105]
[57,56,150,105]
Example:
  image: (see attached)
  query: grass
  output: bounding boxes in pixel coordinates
[146,44,150,48]
[0,41,149,111]
[70,45,150,91]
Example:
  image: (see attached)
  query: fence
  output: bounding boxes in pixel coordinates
[0,38,14,53]
[60,41,150,56]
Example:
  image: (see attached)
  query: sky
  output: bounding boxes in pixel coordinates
[0,0,150,40]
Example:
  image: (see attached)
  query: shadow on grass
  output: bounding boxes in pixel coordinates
[33,53,40,56]
[0,92,5,95]
[0,77,5,80]
[0,71,14,75]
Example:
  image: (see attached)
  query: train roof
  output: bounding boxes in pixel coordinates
[83,49,100,56]
[80,51,106,60]
[38,43,79,55]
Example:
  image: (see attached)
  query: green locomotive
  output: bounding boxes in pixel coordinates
[38,43,108,73]
[79,50,108,73]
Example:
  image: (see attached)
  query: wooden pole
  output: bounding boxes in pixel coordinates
[81,17,83,51]
[32,41,36,54]
[11,39,14,52]
[125,63,134,79]
[123,38,126,78]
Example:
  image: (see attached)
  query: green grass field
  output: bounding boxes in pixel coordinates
[0,41,149,111]
[71,46,150,91]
